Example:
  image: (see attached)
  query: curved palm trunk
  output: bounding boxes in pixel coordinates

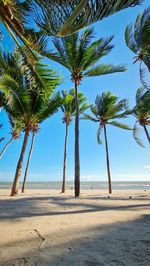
[0,12,36,60]
[104,125,112,194]
[0,136,14,159]
[143,125,150,144]
[22,132,35,193]
[74,80,80,197]
[10,129,29,196]
[61,123,69,193]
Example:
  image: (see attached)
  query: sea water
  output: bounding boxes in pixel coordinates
[1,182,150,190]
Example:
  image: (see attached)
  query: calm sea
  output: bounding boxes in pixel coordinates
[0,182,150,190]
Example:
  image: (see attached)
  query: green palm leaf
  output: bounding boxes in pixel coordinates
[125,8,150,73]
[82,113,99,122]
[84,64,126,77]
[60,88,89,122]
[133,123,145,147]
[31,0,142,37]
[109,121,132,130]
[97,125,103,145]
[125,24,139,54]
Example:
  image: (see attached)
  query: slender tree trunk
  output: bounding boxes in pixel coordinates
[74,80,80,197]
[143,125,150,144]
[10,129,29,196]
[0,137,14,159]
[22,132,35,193]
[61,123,69,193]
[104,125,112,194]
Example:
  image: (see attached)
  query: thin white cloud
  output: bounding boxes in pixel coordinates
[144,165,150,169]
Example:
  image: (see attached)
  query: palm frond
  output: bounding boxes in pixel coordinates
[60,88,88,119]
[133,122,145,147]
[82,36,114,70]
[109,121,132,130]
[136,86,146,104]
[39,49,70,70]
[139,64,150,90]
[79,103,89,114]
[105,99,129,119]
[37,94,61,123]
[134,8,150,50]
[81,113,99,122]
[0,74,28,114]
[125,7,150,73]
[35,60,62,93]
[32,0,142,37]
[97,124,103,145]
[125,24,139,54]
[84,64,126,77]
[53,37,70,67]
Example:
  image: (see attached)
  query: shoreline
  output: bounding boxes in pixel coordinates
[0,189,150,265]
[1,180,150,192]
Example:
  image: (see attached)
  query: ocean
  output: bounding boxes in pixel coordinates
[0,182,150,190]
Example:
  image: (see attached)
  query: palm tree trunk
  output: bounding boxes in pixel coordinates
[143,125,150,144]
[61,123,69,193]
[104,125,112,194]
[10,129,29,196]
[74,80,80,197]
[0,136,14,159]
[22,132,35,193]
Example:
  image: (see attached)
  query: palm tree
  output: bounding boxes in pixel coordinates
[39,27,126,197]
[21,92,62,194]
[0,49,61,196]
[0,116,21,159]
[83,92,131,193]
[0,1,56,93]
[131,87,150,147]
[30,0,142,37]
[59,88,88,193]
[125,8,150,87]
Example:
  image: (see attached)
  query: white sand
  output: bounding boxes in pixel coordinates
[0,189,150,265]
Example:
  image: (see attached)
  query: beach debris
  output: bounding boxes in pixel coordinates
[107,196,111,199]
[34,229,45,250]
[129,196,132,199]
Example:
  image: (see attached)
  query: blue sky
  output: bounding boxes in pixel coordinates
[1,0,150,183]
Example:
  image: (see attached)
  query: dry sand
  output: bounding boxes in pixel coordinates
[0,189,150,265]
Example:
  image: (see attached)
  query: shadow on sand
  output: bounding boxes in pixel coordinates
[0,194,150,220]
[1,194,150,265]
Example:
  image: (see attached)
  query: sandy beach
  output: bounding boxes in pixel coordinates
[0,189,150,265]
